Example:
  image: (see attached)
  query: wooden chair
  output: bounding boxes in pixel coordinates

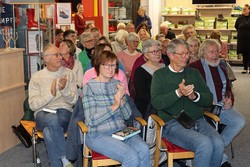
[77,117,147,167]
[151,112,220,167]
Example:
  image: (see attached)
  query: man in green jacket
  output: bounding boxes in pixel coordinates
[151,38,224,167]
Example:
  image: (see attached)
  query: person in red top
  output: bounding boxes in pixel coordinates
[74,3,86,36]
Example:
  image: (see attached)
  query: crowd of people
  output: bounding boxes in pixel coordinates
[28,3,248,167]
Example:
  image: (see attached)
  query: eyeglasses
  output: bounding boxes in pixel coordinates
[147,49,162,55]
[174,52,189,57]
[132,40,139,43]
[102,64,117,70]
[84,39,95,44]
[207,50,220,55]
[44,53,63,58]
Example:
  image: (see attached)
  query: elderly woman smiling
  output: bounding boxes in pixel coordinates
[117,32,142,80]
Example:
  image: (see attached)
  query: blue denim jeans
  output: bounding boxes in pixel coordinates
[163,118,224,167]
[35,109,72,167]
[220,107,245,163]
[86,129,150,167]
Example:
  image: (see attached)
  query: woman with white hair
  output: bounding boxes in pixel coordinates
[117,32,142,79]
[111,29,128,55]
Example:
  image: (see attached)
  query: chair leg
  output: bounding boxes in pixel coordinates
[168,153,174,167]
[230,142,235,158]
[32,128,37,163]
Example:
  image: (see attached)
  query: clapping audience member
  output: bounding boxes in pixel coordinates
[189,39,245,167]
[117,32,142,79]
[187,36,201,64]
[29,43,77,167]
[82,50,150,167]
[151,38,224,167]
[59,39,83,90]
[83,44,128,94]
[134,39,165,119]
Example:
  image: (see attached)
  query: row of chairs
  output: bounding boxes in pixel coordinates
[23,114,222,167]
[17,97,230,167]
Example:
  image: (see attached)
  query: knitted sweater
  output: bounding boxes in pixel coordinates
[151,67,213,122]
[82,78,132,133]
[28,67,78,117]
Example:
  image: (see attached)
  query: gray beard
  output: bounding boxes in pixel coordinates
[205,59,220,67]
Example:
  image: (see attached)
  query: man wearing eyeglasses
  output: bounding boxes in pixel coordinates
[189,39,245,167]
[28,43,77,167]
[151,38,224,167]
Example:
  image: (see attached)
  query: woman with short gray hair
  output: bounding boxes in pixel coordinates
[117,32,142,80]
[134,39,164,118]
[78,31,95,72]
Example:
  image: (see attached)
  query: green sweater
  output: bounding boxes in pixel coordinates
[151,67,213,122]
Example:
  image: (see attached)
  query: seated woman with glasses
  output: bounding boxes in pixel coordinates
[59,39,83,91]
[82,50,150,167]
[134,39,165,119]
[82,43,129,95]
[117,32,142,80]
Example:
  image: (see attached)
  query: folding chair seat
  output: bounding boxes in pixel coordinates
[151,112,220,167]
[20,119,67,166]
[77,116,147,167]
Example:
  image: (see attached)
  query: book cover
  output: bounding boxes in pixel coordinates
[112,127,141,140]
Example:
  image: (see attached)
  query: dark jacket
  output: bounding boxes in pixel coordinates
[135,15,152,30]
[235,15,250,54]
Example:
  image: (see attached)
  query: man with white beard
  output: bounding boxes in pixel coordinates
[189,39,245,167]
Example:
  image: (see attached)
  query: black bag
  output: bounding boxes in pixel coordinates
[176,110,195,129]
[205,104,222,116]
[12,124,32,148]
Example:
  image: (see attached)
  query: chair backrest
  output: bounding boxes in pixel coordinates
[22,97,35,121]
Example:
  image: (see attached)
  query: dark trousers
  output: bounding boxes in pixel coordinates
[242,53,250,70]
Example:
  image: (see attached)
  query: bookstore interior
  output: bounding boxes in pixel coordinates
[0,0,249,154]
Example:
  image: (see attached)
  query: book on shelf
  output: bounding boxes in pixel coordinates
[43,108,57,114]
[112,127,141,141]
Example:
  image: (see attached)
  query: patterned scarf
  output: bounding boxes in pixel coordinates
[62,56,75,70]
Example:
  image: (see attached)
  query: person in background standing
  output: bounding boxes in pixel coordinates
[135,7,152,36]
[235,4,250,74]
[74,3,86,36]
